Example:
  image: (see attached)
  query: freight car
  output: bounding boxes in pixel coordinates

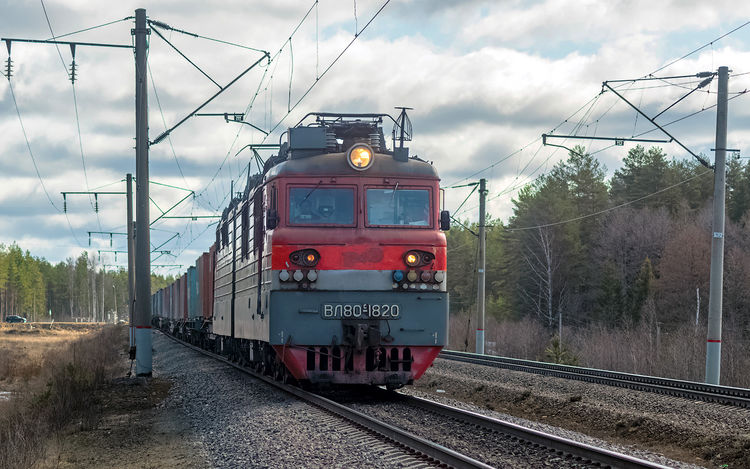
[153,111,450,389]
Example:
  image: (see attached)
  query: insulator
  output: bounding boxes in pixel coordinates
[69,60,77,84]
[4,57,12,81]
[94,193,98,213]
[369,132,381,151]
[325,129,337,151]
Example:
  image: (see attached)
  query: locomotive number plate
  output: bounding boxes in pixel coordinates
[321,303,401,319]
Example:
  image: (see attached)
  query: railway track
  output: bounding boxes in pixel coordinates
[440,350,750,408]
[334,388,673,469]
[163,332,668,468]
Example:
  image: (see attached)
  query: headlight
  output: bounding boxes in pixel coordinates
[404,251,420,267]
[347,143,374,171]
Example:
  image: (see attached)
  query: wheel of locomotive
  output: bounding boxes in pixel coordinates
[282,368,296,385]
[274,364,284,381]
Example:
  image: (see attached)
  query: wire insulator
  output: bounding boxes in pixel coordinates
[69,60,77,84]
[4,57,11,81]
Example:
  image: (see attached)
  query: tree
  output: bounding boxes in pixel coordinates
[627,257,655,324]
[655,211,710,328]
[727,158,750,223]
[595,260,624,326]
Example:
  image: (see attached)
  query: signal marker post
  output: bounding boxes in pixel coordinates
[476,178,487,354]
[134,8,152,377]
[705,66,729,385]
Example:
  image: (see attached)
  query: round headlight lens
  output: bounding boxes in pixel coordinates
[404,251,420,267]
[347,144,374,171]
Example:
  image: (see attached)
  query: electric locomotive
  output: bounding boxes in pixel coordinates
[156,111,450,388]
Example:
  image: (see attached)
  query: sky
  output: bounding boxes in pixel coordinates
[1,0,750,274]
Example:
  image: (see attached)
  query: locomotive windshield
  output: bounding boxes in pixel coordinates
[289,187,355,225]
[366,188,430,226]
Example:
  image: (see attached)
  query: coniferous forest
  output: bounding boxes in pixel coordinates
[0,247,172,323]
[447,145,750,385]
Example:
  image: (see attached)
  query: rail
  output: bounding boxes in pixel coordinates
[439,350,750,408]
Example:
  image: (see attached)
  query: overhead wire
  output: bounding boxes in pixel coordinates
[261,0,392,139]
[40,0,101,230]
[147,62,193,195]
[8,80,85,247]
[45,16,133,41]
[448,20,750,208]
[196,0,387,211]
[505,169,713,232]
[647,19,750,76]
[445,91,605,188]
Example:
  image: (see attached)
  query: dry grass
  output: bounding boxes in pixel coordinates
[449,311,750,388]
[0,324,127,469]
[0,324,100,386]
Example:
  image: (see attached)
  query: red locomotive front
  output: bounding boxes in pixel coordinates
[259,113,450,387]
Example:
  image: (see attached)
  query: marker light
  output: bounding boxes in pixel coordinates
[347,143,374,171]
[290,249,320,267]
[393,270,404,282]
[407,270,418,282]
[420,271,432,282]
[404,251,420,267]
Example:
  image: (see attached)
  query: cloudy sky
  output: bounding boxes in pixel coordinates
[1,0,750,273]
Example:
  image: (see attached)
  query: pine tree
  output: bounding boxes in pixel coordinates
[627,257,655,324]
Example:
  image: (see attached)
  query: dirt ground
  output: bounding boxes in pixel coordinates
[34,377,208,469]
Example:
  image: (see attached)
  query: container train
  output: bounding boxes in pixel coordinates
[152,111,450,388]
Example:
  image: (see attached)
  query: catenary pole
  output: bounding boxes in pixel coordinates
[475,178,487,354]
[127,173,135,351]
[705,66,729,385]
[134,8,152,376]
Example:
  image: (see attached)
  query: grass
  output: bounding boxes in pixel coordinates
[448,311,750,388]
[0,323,127,469]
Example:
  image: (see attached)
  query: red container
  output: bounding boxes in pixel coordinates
[175,276,181,320]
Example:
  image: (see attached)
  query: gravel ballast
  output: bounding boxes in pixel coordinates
[407,358,750,468]
[153,333,432,468]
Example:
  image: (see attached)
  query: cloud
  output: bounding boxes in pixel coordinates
[1,0,749,270]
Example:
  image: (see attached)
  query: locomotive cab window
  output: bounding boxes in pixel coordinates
[366,188,431,227]
[288,186,355,225]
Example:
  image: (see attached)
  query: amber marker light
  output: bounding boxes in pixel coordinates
[305,252,317,264]
[404,251,420,267]
[347,144,374,171]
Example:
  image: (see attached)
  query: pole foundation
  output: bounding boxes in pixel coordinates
[135,327,152,377]
[475,329,485,354]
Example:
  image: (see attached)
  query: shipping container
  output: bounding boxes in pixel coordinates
[195,254,204,319]
[207,244,216,319]
[181,274,188,320]
[188,265,198,319]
